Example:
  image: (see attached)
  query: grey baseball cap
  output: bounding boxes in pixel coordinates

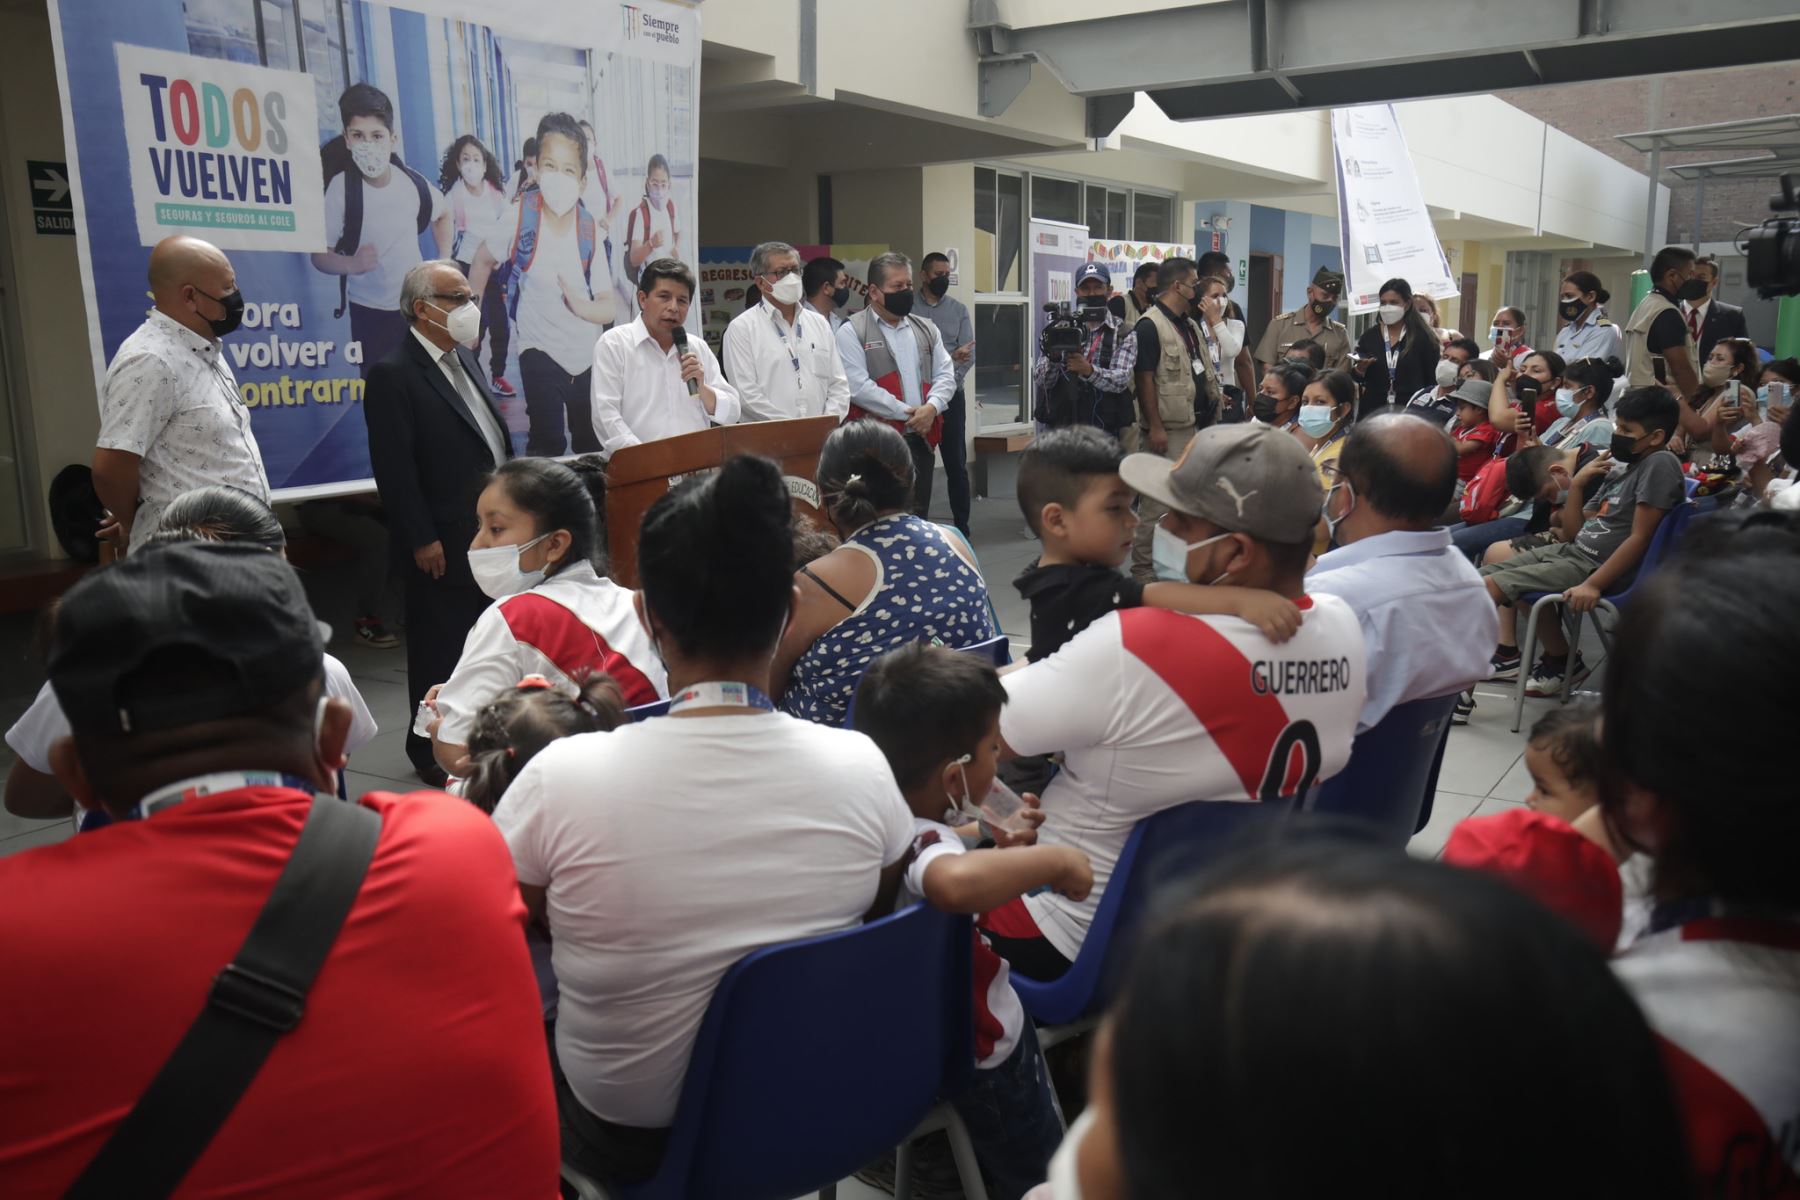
[1120,423,1323,545]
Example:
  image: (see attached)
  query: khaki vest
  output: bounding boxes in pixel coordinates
[1142,305,1211,429]
[1623,289,1694,390]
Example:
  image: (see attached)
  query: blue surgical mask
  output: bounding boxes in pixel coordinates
[1298,406,1338,438]
[1151,524,1232,583]
[1555,387,1581,419]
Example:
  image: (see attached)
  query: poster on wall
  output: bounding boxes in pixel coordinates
[48,0,702,498]
[1330,105,1457,315]
[1029,219,1089,366]
[696,243,887,358]
[1085,239,1196,293]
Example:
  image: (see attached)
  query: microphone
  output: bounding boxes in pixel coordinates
[671,325,699,396]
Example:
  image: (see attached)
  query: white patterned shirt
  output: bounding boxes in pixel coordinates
[96,310,269,550]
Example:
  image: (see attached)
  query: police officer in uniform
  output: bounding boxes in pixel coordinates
[1254,267,1351,372]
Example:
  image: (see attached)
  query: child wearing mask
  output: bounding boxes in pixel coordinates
[468,113,616,456]
[853,643,1091,1200]
[440,134,515,398]
[1012,427,1301,663]
[625,154,681,282]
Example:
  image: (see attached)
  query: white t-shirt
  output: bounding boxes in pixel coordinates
[495,713,913,1127]
[901,818,1025,1071]
[433,560,667,744]
[322,166,446,311]
[1000,598,1365,959]
[482,199,612,375]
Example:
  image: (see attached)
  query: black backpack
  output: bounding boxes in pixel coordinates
[320,136,433,319]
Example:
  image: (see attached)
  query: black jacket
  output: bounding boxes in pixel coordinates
[1695,300,1749,363]
[1354,325,1439,418]
[363,331,510,588]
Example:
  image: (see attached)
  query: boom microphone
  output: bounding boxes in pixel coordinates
[671,324,699,395]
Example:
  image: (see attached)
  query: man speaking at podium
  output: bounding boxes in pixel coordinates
[592,258,739,458]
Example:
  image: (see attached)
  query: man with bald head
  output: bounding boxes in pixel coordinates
[92,235,266,551]
[1307,412,1498,731]
[364,258,510,784]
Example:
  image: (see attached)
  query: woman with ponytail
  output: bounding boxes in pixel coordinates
[490,454,915,1187]
[772,420,998,726]
[428,455,665,775]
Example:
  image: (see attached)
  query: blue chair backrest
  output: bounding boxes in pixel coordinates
[627,903,972,1200]
[1011,797,1295,1025]
[625,698,671,722]
[1309,693,1459,845]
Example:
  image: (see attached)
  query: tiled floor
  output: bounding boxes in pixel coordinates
[0,457,1594,864]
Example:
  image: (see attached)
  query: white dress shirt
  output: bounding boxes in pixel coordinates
[721,302,850,422]
[1306,526,1499,732]
[97,310,270,550]
[409,328,509,464]
[590,316,740,458]
[836,312,956,421]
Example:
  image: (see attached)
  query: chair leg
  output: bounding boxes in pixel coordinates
[819,1184,837,1200]
[1511,595,1558,732]
[941,1105,992,1200]
[894,1138,916,1200]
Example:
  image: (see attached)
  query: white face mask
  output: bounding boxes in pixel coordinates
[431,299,481,347]
[1045,1109,1098,1200]
[1323,479,1355,541]
[1434,358,1461,389]
[459,158,486,188]
[537,170,579,217]
[1151,524,1232,584]
[349,139,390,180]
[769,272,805,307]
[468,533,549,599]
[1701,359,1732,387]
[1378,303,1406,326]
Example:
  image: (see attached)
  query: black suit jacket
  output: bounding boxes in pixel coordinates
[1353,325,1439,418]
[1696,300,1749,363]
[363,331,510,588]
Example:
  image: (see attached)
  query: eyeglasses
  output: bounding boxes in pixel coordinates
[432,292,477,306]
[759,266,798,280]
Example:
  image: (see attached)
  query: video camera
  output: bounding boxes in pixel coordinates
[1040,301,1087,356]
[1744,172,1800,299]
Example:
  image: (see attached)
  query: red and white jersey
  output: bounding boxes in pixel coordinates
[435,560,666,742]
[902,819,1024,1070]
[1001,598,1365,960]
[1615,916,1800,1196]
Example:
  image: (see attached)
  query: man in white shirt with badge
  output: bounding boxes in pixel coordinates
[985,423,1366,979]
[721,241,849,423]
[1308,412,1498,731]
[591,258,739,457]
[836,251,956,517]
[91,235,269,552]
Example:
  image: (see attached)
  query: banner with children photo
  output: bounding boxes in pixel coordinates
[48,0,701,496]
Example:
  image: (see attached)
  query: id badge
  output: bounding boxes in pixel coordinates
[1192,359,1205,378]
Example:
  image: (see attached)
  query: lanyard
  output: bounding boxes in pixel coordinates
[139,770,317,818]
[1384,334,1404,403]
[768,307,811,411]
[667,681,775,714]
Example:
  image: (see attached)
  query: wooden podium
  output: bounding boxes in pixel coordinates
[602,415,840,588]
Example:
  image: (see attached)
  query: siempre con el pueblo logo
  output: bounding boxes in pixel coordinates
[621,3,683,46]
[115,44,325,253]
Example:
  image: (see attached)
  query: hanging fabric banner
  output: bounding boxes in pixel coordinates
[1331,105,1458,315]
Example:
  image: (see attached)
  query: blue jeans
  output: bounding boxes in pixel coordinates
[952,1018,1064,1200]
[1450,515,1530,564]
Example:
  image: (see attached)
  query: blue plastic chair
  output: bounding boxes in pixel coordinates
[624,698,671,722]
[562,903,974,1200]
[1011,797,1296,1031]
[1307,693,1458,844]
[1509,497,1714,730]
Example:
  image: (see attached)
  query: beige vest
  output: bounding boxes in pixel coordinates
[1623,289,1694,390]
[1142,305,1213,429]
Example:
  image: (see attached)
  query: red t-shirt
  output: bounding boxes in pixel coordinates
[1453,420,1500,482]
[0,786,558,1197]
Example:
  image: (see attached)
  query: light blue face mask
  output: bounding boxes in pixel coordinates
[1298,406,1337,438]
[1151,524,1232,583]
[1555,387,1582,419]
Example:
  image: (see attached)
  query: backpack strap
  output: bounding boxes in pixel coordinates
[1097,323,1116,369]
[506,193,541,322]
[397,161,432,234]
[333,169,363,320]
[575,206,598,300]
[64,797,382,1200]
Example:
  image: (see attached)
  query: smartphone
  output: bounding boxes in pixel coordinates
[979,777,1034,836]
[1518,382,1538,410]
[1771,381,1789,409]
[1652,355,1668,385]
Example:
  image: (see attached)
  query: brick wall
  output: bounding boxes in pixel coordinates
[1499,62,1800,244]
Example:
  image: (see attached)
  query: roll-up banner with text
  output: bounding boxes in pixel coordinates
[1330,105,1458,315]
[49,0,701,498]
[1029,219,1090,356]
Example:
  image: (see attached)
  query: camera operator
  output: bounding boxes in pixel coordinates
[1032,261,1138,439]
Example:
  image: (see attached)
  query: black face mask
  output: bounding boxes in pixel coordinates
[883,288,915,318]
[1558,298,1586,322]
[925,275,950,298]
[831,285,851,308]
[1674,277,1709,303]
[1609,432,1648,464]
[1252,393,1281,423]
[193,286,245,338]
[1080,296,1108,321]
[1310,298,1335,318]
